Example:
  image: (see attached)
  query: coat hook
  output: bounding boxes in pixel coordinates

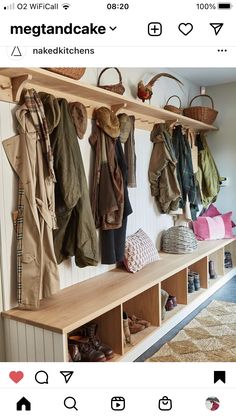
[0,83,12,90]
[111,102,127,114]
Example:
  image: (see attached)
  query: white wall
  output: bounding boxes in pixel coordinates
[0,68,201,317]
[207,82,236,221]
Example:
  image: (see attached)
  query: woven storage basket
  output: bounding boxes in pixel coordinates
[162,226,198,254]
[45,68,86,80]
[164,95,182,114]
[183,94,218,125]
[97,67,125,95]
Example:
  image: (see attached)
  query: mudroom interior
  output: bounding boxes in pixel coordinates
[0,67,236,363]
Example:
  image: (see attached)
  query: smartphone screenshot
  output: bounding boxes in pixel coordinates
[0,0,236,417]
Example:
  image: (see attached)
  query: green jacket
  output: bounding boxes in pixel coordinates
[50,98,98,267]
[196,134,221,208]
[148,124,181,213]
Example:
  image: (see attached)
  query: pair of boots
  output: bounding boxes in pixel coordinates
[188,271,200,293]
[68,323,114,362]
[123,312,151,345]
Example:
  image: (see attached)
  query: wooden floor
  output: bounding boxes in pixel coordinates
[136,275,236,361]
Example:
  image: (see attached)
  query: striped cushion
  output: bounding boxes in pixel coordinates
[192,212,233,241]
[201,204,236,228]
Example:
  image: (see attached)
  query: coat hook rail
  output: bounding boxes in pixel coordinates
[11,74,32,102]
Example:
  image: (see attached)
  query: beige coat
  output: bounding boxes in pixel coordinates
[3,104,59,310]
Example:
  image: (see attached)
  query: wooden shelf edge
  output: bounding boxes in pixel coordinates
[0,67,218,132]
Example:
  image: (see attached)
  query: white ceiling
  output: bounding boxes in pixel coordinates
[171,68,236,87]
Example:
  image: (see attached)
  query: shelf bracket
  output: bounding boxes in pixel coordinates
[11,74,32,102]
[111,102,127,114]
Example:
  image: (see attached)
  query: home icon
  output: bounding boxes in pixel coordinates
[16,397,31,411]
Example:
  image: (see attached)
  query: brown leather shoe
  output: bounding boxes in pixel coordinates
[130,314,151,328]
[68,343,81,362]
[128,317,145,334]
[68,336,106,362]
[76,323,114,360]
[92,338,114,360]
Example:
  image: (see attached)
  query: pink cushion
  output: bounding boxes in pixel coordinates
[124,229,160,273]
[201,204,236,228]
[192,212,233,241]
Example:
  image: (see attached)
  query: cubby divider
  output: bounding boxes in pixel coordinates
[161,269,188,305]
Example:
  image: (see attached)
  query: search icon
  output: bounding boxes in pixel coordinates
[35,370,49,384]
[64,396,78,411]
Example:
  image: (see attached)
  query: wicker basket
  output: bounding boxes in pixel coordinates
[162,226,198,254]
[45,68,86,80]
[97,67,125,95]
[183,94,218,125]
[164,95,182,114]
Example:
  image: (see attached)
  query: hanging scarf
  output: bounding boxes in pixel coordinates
[24,89,56,182]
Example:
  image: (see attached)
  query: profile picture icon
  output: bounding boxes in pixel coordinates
[205,397,220,411]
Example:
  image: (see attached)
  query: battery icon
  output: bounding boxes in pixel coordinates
[218,3,232,8]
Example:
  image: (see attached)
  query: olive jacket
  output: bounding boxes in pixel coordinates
[196,133,221,207]
[50,98,98,267]
[148,123,181,213]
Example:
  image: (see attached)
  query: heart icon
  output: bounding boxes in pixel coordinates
[9,371,24,383]
[178,23,193,36]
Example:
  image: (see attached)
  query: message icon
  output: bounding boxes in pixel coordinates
[35,370,49,384]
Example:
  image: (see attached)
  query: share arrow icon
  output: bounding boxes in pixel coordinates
[60,371,74,383]
[210,23,224,35]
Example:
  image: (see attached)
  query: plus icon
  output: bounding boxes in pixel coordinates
[148,22,162,36]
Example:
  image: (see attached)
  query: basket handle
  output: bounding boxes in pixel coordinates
[97,67,122,87]
[189,94,214,109]
[165,95,182,107]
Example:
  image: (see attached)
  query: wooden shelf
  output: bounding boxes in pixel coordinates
[123,325,158,355]
[2,238,235,334]
[187,288,206,304]
[0,67,218,132]
[162,304,186,323]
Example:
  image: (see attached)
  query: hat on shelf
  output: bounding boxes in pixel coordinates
[38,92,61,134]
[118,113,132,143]
[68,102,88,139]
[95,106,120,139]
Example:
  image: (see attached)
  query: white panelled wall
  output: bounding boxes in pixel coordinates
[0,68,201,361]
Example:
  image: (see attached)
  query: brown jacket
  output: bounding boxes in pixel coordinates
[148,124,181,213]
[90,126,124,230]
[3,104,59,310]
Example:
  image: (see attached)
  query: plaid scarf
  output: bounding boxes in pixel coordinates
[24,89,56,182]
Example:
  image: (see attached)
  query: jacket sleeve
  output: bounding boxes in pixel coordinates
[148,142,167,198]
[51,131,81,210]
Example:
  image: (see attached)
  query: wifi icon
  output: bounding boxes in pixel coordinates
[62,3,70,9]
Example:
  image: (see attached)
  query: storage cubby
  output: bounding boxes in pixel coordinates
[224,241,236,270]
[123,284,160,327]
[208,248,225,278]
[161,269,188,304]
[189,257,208,289]
[123,285,160,354]
[67,305,123,361]
[2,238,236,362]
